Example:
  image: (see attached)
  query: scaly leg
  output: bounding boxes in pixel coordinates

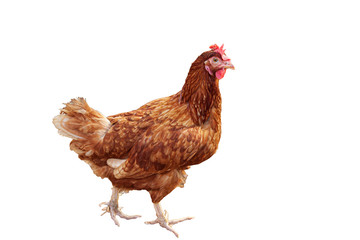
[99,187,141,226]
[145,203,193,238]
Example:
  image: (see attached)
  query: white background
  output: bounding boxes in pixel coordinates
[0,0,359,239]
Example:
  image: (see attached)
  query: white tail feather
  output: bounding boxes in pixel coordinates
[53,115,85,139]
[52,97,110,142]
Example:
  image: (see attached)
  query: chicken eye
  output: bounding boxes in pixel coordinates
[213,58,218,62]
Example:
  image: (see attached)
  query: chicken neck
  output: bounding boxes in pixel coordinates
[180,59,221,125]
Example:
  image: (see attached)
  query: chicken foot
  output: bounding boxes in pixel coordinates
[145,203,193,238]
[99,187,141,226]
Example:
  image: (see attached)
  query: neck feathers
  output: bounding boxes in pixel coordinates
[180,57,221,125]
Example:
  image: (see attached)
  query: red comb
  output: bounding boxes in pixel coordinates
[209,44,230,61]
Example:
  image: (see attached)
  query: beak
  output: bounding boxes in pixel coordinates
[223,60,235,70]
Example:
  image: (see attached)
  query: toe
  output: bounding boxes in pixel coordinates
[168,216,194,225]
[159,222,179,238]
[115,207,141,220]
[110,210,121,227]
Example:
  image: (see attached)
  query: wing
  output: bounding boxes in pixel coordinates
[113,124,205,179]
[100,95,177,159]
[100,111,153,159]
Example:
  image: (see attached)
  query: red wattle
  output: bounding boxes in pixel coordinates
[215,69,227,79]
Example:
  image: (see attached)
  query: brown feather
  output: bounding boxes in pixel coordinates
[54,50,223,203]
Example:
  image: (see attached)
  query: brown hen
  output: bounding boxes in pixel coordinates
[53,44,234,237]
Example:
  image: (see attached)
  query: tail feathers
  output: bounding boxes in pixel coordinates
[53,97,110,142]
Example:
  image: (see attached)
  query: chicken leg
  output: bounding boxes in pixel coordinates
[145,203,193,238]
[99,187,141,226]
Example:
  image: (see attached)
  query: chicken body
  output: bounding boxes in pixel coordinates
[53,45,234,237]
[87,90,221,203]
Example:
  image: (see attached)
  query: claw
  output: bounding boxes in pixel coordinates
[145,217,193,238]
[145,203,193,238]
[100,201,141,225]
[99,188,141,226]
